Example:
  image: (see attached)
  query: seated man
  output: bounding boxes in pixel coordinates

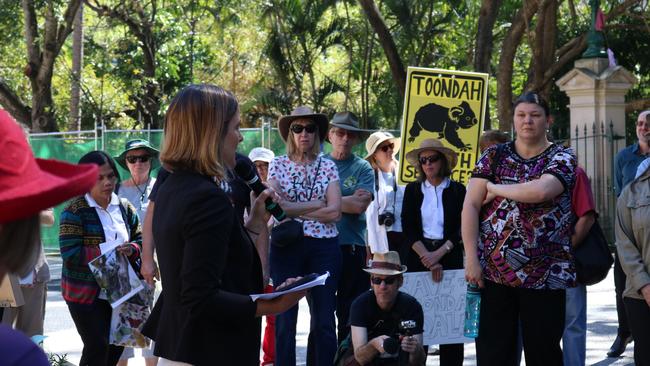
[350,251,426,365]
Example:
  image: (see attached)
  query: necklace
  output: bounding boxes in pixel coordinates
[131,177,150,204]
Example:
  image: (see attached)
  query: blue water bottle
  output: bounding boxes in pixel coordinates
[464,284,481,338]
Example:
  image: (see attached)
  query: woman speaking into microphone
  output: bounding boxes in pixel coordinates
[142,84,306,366]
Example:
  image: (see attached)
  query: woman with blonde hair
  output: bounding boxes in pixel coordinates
[141,84,306,366]
[267,106,342,366]
[364,131,407,262]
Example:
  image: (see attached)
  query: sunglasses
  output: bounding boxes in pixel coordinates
[419,154,442,165]
[290,124,317,134]
[379,143,394,153]
[126,155,151,164]
[371,276,398,285]
[333,129,358,139]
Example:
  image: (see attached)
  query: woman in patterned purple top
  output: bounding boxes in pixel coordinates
[461,92,577,366]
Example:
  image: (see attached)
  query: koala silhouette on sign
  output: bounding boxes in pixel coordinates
[408,101,478,151]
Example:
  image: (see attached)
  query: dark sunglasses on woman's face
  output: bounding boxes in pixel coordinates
[126,155,151,164]
[419,154,442,165]
[379,143,394,152]
[371,276,398,285]
[290,124,317,134]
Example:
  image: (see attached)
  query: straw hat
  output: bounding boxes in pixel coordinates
[248,147,275,163]
[405,138,458,170]
[363,251,407,276]
[364,131,401,160]
[114,139,160,170]
[277,106,328,142]
[0,110,98,223]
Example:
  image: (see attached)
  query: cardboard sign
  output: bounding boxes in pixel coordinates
[398,67,489,185]
[400,270,472,345]
[0,274,25,307]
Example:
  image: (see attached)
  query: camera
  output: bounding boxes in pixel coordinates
[399,320,417,336]
[378,211,395,227]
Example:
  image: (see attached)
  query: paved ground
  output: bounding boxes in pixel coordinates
[43,255,634,365]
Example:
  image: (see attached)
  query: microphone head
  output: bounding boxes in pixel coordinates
[382,337,399,354]
[234,156,258,184]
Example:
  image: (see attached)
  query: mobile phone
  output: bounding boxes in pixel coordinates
[276,273,319,292]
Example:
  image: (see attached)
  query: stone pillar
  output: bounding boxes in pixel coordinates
[556,58,636,237]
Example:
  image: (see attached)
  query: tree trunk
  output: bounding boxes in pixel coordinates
[473,0,501,130]
[357,0,406,100]
[527,0,558,100]
[85,0,161,128]
[0,81,31,125]
[496,0,539,132]
[21,0,83,132]
[69,3,83,131]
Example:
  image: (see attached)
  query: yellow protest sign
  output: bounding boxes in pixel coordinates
[398,67,488,185]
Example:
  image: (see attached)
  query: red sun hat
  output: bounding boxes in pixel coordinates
[0,110,99,224]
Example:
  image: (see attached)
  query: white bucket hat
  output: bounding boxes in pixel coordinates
[248,147,275,163]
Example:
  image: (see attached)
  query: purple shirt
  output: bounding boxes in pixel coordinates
[472,142,577,289]
[0,325,49,365]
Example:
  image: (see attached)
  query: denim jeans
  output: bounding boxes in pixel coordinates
[563,284,587,366]
[270,236,341,366]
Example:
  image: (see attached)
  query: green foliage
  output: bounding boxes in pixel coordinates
[0,0,648,135]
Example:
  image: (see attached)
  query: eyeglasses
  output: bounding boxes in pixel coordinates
[371,276,398,285]
[333,129,358,139]
[126,155,151,164]
[290,124,317,134]
[637,120,650,129]
[379,143,394,152]
[419,154,442,165]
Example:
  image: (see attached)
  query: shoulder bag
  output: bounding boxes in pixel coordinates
[573,220,614,286]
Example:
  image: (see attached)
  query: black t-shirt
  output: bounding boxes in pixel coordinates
[148,153,254,222]
[349,291,424,365]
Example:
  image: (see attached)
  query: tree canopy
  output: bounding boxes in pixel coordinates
[0,0,648,136]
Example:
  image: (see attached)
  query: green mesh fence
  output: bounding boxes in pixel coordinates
[30,127,399,252]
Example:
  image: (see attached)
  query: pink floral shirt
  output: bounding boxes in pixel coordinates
[269,154,339,238]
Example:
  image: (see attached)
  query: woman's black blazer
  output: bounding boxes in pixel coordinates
[401,179,466,269]
[142,171,263,365]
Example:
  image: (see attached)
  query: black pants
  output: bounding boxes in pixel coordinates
[335,244,369,343]
[614,253,631,337]
[624,297,650,366]
[67,298,124,366]
[407,239,464,366]
[476,280,565,366]
[387,231,410,267]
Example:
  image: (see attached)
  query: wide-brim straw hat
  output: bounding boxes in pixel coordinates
[115,139,160,170]
[364,131,401,160]
[277,106,329,142]
[0,110,99,223]
[326,111,370,144]
[363,251,407,276]
[405,138,458,170]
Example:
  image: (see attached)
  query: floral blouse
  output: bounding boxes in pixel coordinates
[471,142,577,290]
[269,154,339,238]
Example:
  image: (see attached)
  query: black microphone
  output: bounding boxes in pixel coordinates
[234,158,286,221]
[382,337,399,354]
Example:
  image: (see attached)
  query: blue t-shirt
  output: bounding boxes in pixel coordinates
[614,143,648,197]
[325,153,374,246]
